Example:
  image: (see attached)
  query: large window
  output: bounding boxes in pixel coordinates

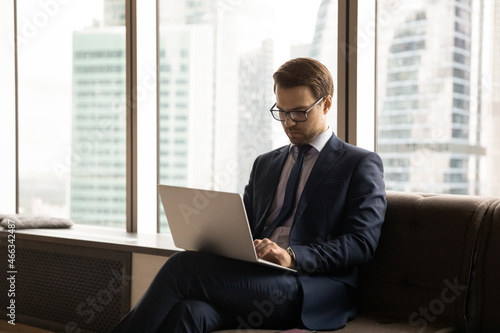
[16,0,126,227]
[7,0,499,234]
[374,0,500,196]
[157,0,339,232]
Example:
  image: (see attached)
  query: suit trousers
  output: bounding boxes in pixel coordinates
[109,251,302,333]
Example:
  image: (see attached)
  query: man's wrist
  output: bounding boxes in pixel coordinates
[286,247,296,267]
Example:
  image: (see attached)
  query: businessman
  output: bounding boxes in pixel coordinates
[110,57,386,332]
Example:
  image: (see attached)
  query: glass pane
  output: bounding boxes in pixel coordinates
[0,1,16,213]
[376,0,500,196]
[17,0,127,227]
[158,0,338,232]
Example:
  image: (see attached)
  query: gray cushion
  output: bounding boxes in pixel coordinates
[0,214,74,229]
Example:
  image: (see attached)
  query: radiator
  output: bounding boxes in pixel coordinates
[0,237,131,333]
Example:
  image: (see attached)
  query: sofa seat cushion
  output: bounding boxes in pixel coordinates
[213,314,456,333]
[342,315,457,332]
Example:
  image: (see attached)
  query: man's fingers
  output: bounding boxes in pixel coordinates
[253,239,292,267]
[254,238,274,257]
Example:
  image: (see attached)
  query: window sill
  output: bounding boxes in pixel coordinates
[0,224,181,257]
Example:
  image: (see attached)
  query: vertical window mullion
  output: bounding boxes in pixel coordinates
[14,0,19,213]
[348,0,358,145]
[338,0,358,144]
[155,0,160,233]
[126,0,138,232]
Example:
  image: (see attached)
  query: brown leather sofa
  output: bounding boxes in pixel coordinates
[215,191,500,333]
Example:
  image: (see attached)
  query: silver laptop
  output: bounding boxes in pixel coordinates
[158,184,296,272]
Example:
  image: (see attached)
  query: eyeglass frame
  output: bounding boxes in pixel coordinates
[269,96,325,122]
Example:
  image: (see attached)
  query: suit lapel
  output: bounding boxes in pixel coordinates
[294,135,346,222]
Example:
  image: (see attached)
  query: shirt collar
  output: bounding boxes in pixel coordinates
[289,127,333,154]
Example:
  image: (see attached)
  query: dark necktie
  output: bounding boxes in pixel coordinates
[260,144,312,239]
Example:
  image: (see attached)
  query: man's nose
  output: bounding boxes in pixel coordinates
[283,114,296,127]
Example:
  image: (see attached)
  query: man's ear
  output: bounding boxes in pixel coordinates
[322,95,333,115]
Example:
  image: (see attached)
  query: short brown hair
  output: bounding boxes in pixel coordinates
[273,57,334,99]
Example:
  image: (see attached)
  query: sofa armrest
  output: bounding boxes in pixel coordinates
[471,198,500,332]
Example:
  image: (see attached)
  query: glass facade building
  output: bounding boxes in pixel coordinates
[70,2,126,227]
[377,0,492,195]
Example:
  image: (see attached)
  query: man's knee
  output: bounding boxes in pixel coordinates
[163,300,227,332]
[174,299,202,319]
[166,251,228,273]
[159,300,201,332]
[165,251,208,270]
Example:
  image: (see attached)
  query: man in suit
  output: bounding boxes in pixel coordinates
[110,58,386,333]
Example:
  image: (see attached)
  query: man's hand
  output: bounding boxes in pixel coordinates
[254,238,295,268]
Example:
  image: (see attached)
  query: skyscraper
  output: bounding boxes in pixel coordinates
[236,39,276,192]
[70,3,126,227]
[103,0,125,26]
[309,0,339,132]
[377,0,486,195]
[158,24,215,189]
[157,0,241,230]
[311,0,338,72]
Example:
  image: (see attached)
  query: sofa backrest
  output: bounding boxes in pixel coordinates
[358,191,499,332]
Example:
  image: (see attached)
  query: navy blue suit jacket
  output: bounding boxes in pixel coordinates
[243,133,387,330]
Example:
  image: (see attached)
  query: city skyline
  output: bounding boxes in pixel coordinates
[13,0,500,228]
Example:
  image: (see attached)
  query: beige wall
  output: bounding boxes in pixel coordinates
[131,253,170,307]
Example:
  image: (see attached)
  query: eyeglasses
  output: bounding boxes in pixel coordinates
[270,96,325,122]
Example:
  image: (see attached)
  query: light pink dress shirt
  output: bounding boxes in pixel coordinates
[264,129,333,249]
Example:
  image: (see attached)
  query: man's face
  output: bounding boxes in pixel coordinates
[275,85,331,145]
